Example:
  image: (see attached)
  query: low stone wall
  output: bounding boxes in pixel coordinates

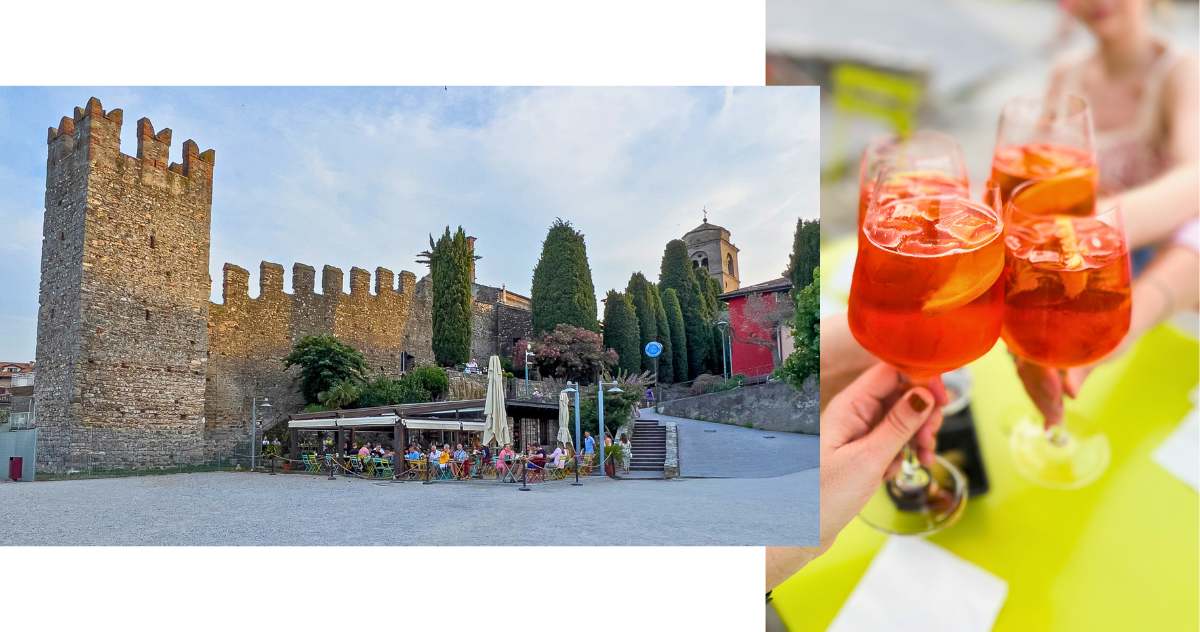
[658,377,818,434]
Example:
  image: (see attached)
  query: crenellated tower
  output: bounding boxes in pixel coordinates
[35,97,214,471]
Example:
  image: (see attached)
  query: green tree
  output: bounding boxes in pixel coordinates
[660,239,708,380]
[602,290,642,376]
[530,218,599,335]
[532,324,617,383]
[780,267,820,388]
[649,285,673,383]
[625,272,658,373]
[282,335,368,404]
[661,288,689,383]
[319,379,363,409]
[785,218,820,292]
[418,226,474,367]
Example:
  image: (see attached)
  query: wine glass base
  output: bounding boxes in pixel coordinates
[1009,416,1109,490]
[859,454,968,536]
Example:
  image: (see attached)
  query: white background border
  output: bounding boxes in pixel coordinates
[2,0,768,629]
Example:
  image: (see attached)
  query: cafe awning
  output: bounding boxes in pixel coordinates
[288,415,399,430]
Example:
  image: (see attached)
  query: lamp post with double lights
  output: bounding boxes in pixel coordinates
[524,343,536,398]
[249,396,271,471]
[716,320,730,380]
[596,379,624,472]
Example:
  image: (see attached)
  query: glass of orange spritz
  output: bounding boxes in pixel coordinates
[858,130,970,231]
[1002,181,1132,488]
[848,189,1005,535]
[991,94,1097,214]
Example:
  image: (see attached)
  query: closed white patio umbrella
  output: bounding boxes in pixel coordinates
[556,390,573,447]
[482,355,510,447]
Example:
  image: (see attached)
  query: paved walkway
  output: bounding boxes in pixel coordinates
[641,408,820,478]
[0,470,817,545]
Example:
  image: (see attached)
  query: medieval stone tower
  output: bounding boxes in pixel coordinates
[682,214,740,293]
[36,98,214,471]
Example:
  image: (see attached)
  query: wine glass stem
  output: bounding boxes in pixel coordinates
[894,374,933,490]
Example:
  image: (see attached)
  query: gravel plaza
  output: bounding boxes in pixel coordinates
[0,467,817,546]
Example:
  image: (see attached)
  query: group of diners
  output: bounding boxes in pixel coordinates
[317,428,628,480]
[396,431,608,480]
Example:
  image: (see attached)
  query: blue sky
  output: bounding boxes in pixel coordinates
[0,87,818,360]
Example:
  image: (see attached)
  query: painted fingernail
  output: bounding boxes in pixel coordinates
[908,392,928,413]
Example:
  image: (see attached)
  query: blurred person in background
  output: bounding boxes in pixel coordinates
[1020,0,1198,425]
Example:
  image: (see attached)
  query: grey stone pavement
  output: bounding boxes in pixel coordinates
[640,408,819,478]
[0,468,818,546]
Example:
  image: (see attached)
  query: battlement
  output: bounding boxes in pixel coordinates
[46,97,215,183]
[218,260,418,303]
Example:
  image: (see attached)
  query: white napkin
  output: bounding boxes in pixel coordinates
[1152,409,1199,492]
[829,537,1007,632]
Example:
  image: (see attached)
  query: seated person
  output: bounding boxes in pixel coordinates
[548,442,565,469]
[438,443,452,470]
[496,443,515,472]
[405,445,422,461]
[357,443,371,459]
[452,443,470,477]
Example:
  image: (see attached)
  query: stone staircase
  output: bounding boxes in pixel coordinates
[628,420,667,474]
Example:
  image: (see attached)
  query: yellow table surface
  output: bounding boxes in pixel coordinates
[776,239,1200,631]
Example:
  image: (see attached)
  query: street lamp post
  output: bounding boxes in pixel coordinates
[523,344,535,398]
[596,380,624,472]
[249,396,271,471]
[716,321,730,380]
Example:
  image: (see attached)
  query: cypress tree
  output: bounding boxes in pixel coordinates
[625,272,658,373]
[531,218,599,335]
[661,288,689,383]
[660,239,708,380]
[649,284,674,383]
[785,218,820,291]
[419,226,473,367]
[602,290,641,376]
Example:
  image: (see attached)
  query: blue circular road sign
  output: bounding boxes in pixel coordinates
[644,341,663,358]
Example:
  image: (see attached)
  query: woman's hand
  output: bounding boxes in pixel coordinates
[1012,356,1093,429]
[767,363,943,591]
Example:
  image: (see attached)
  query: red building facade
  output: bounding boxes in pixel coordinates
[718,278,794,380]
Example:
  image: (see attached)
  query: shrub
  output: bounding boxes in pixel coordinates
[532,324,617,383]
[282,335,368,404]
[408,365,450,400]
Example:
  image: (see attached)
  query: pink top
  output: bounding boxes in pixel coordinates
[357,447,370,458]
[1057,42,1188,196]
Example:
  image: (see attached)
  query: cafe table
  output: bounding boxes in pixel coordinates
[773,239,1200,631]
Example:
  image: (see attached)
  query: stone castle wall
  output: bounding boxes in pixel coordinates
[36,99,214,471]
[203,262,426,456]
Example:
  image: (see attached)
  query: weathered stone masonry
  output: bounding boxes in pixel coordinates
[34,99,531,471]
[36,98,213,471]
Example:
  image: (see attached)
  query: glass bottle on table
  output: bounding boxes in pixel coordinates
[847,187,1005,535]
[1001,181,1132,489]
[991,93,1097,214]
